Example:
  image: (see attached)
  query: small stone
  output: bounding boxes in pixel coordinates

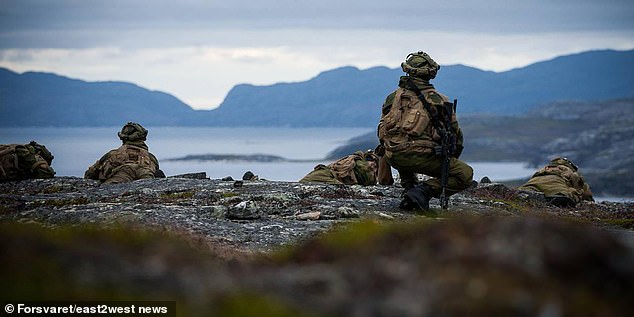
[227,200,260,220]
[221,176,234,181]
[242,171,259,181]
[233,180,243,188]
[296,211,322,221]
[378,212,395,220]
[338,206,359,218]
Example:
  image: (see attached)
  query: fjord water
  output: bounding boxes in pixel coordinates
[1,127,535,182]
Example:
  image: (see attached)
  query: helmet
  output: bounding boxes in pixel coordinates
[118,122,148,142]
[401,51,440,79]
[550,157,578,171]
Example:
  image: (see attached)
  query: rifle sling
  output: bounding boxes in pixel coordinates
[405,78,448,134]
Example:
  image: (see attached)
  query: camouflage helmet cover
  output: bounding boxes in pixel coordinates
[118,122,148,142]
[28,140,54,165]
[550,157,578,171]
[401,51,440,79]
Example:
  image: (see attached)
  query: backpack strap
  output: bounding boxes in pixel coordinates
[406,78,447,132]
[406,78,457,156]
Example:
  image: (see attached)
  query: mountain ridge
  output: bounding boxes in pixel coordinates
[1,49,633,127]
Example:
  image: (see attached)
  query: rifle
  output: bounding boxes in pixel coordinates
[436,99,457,210]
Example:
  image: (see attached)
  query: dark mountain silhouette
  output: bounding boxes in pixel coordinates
[1,49,632,127]
[0,68,195,126]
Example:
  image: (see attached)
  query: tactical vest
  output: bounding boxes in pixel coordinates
[378,88,448,153]
[100,144,157,179]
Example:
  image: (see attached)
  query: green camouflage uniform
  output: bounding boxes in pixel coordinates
[0,141,55,181]
[300,151,378,186]
[518,157,594,207]
[378,52,473,205]
[84,122,161,184]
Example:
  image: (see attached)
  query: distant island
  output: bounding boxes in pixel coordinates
[165,153,320,163]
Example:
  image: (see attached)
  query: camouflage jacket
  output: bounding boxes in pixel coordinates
[84,142,159,182]
[518,162,594,203]
[0,143,55,181]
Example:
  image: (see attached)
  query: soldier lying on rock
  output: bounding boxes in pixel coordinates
[518,157,594,207]
[299,150,379,186]
[0,141,55,181]
[85,122,165,184]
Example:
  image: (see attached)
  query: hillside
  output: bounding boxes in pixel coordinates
[1,49,633,127]
[204,49,634,126]
[1,177,633,316]
[0,68,196,126]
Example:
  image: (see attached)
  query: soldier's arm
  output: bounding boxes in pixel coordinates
[382,91,396,115]
[84,152,110,179]
[31,159,55,179]
[149,153,166,178]
[580,176,594,201]
[377,155,394,185]
[378,91,396,142]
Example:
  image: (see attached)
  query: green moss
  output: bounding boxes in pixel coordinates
[0,223,213,303]
[319,220,387,251]
[600,218,634,229]
[41,185,63,194]
[222,192,239,198]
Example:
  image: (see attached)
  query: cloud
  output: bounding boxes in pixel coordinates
[1,0,633,49]
[1,0,633,109]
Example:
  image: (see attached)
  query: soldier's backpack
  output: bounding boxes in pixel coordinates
[0,144,54,181]
[329,154,360,185]
[378,88,448,152]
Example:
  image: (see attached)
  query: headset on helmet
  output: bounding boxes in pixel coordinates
[551,157,578,171]
[118,122,148,142]
[401,51,440,79]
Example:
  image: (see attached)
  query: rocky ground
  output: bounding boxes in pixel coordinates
[1,175,633,316]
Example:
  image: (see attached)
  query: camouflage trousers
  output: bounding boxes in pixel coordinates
[299,165,344,185]
[387,151,473,197]
[103,164,155,184]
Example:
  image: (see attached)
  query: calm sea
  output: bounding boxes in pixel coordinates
[0,126,548,185]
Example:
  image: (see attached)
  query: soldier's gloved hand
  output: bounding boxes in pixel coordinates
[453,145,464,158]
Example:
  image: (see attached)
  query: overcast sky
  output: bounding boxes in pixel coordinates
[1,0,633,109]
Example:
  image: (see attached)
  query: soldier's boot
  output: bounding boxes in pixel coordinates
[546,195,576,208]
[400,184,433,211]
